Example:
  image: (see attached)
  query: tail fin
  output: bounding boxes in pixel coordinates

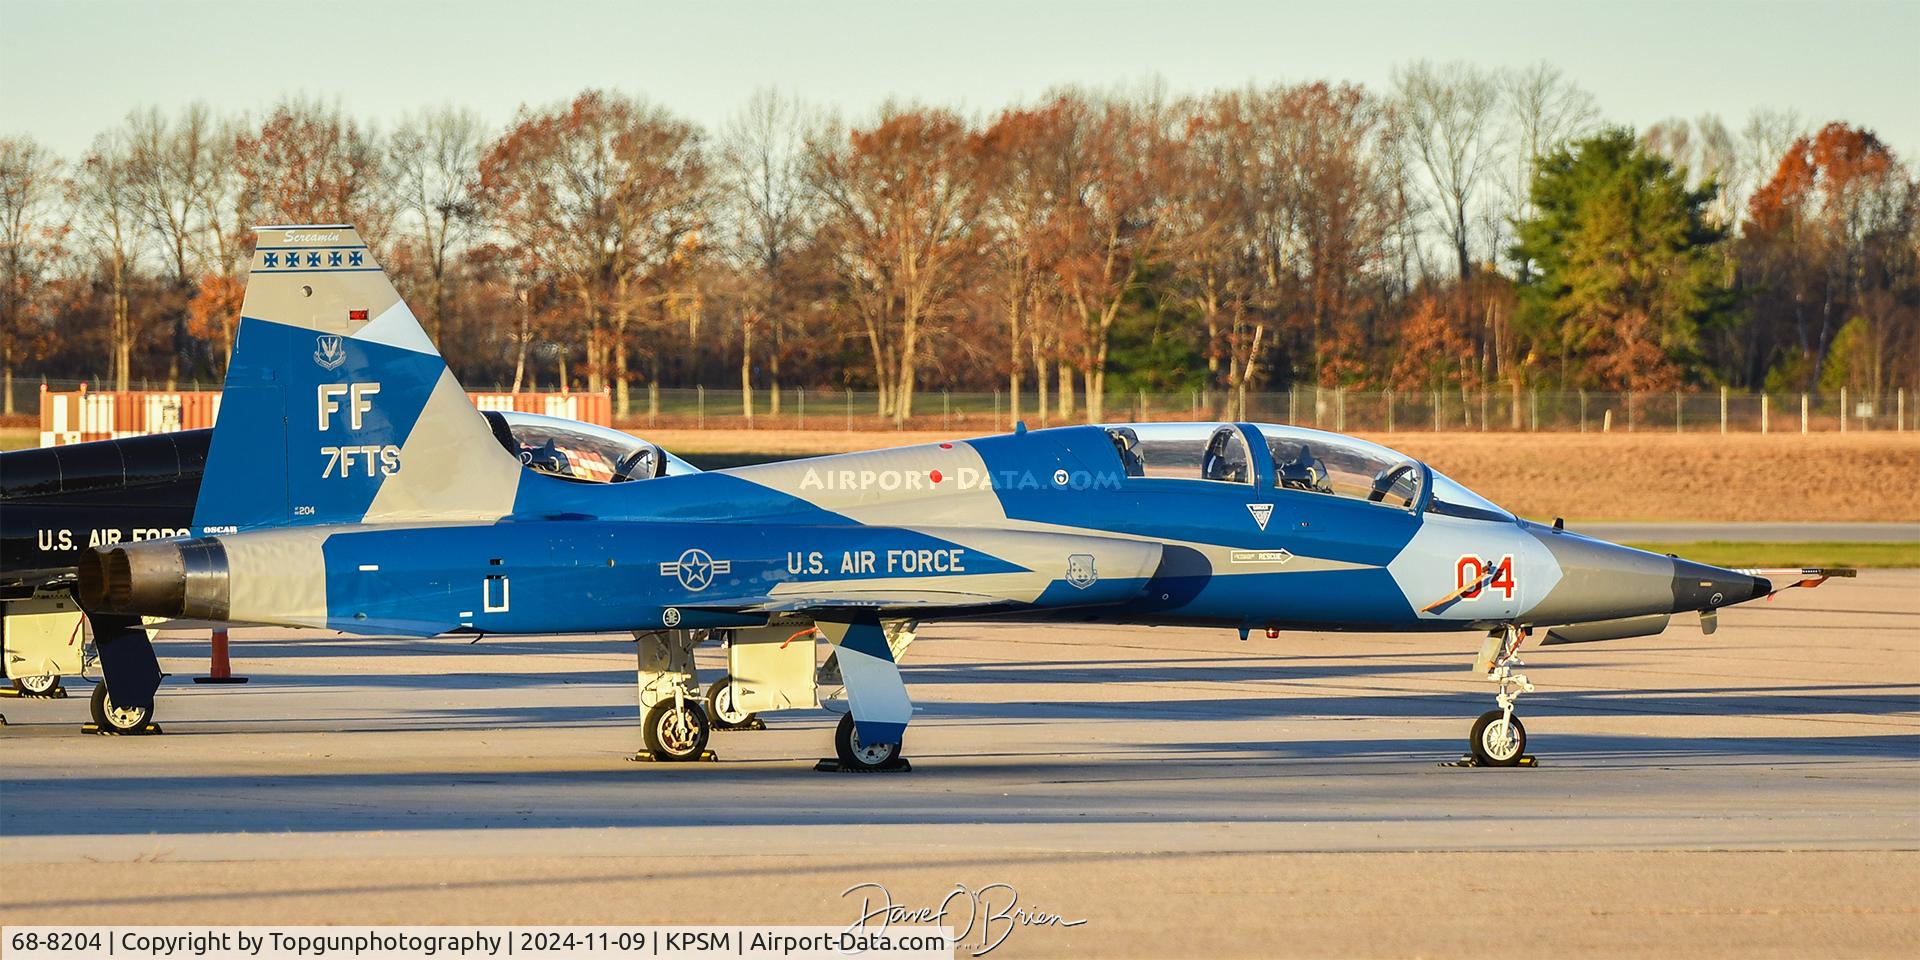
[193,225,524,532]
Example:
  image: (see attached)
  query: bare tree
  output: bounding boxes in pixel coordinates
[1736,107,1806,223]
[390,106,484,341]
[718,89,814,421]
[127,103,229,385]
[184,111,249,371]
[70,129,146,391]
[1393,61,1503,283]
[1169,91,1255,414]
[1644,114,1740,224]
[0,136,64,412]
[235,98,392,246]
[1498,63,1597,273]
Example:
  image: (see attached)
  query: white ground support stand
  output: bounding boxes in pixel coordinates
[716,619,919,722]
[2,590,88,705]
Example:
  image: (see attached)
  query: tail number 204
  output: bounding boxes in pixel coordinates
[1455,555,1516,601]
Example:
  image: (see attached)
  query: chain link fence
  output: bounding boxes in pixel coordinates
[613,384,1913,434]
[5,377,1912,434]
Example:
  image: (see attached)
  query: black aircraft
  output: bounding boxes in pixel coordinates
[0,414,690,729]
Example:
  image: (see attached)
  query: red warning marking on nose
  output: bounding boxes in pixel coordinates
[929,470,943,483]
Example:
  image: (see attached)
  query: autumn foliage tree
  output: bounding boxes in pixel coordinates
[476,91,708,415]
[8,81,1915,420]
[1739,123,1918,397]
[809,106,986,426]
[235,100,390,240]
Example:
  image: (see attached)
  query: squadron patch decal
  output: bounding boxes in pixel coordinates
[1247,503,1273,530]
[1065,553,1098,589]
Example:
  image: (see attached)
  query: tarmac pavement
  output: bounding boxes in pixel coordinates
[1576,521,1919,542]
[2,571,1916,957]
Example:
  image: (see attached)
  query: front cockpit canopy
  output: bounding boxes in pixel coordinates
[1100,422,1512,522]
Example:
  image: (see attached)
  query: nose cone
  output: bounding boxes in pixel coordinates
[1522,521,1770,624]
[1671,558,1771,613]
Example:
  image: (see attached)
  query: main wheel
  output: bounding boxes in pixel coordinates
[707,677,758,730]
[12,674,59,696]
[834,712,904,770]
[1469,709,1526,767]
[89,682,153,733]
[643,699,710,761]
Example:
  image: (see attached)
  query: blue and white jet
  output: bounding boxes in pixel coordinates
[79,226,1849,768]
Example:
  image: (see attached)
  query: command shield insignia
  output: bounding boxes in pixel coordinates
[1065,553,1098,589]
[1247,503,1273,530]
[313,335,347,371]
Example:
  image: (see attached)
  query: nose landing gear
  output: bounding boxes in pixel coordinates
[1451,626,1538,768]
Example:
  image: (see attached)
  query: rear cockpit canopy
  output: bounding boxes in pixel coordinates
[483,411,699,484]
[1099,422,1512,522]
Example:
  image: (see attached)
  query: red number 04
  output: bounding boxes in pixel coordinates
[1455,554,1517,601]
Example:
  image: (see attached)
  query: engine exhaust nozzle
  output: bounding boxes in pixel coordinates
[77,538,231,620]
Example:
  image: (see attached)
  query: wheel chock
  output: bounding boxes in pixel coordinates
[0,683,68,700]
[1439,754,1538,768]
[813,758,913,773]
[81,722,164,736]
[715,716,767,732]
[627,749,719,763]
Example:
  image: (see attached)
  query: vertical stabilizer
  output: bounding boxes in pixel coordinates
[193,225,523,531]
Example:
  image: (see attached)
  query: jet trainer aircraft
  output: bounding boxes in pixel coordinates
[77,226,1847,768]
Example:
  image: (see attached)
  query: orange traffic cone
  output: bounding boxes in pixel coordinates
[192,628,249,684]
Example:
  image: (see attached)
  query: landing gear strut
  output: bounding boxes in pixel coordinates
[1466,625,1533,767]
[633,628,714,761]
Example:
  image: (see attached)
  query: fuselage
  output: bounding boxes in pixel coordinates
[78,421,1769,639]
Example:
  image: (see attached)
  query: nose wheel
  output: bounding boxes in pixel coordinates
[1469,709,1527,766]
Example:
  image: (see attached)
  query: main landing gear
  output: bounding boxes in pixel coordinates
[87,681,159,735]
[831,712,907,771]
[1461,625,1534,767]
[630,620,917,768]
[632,629,715,762]
[642,695,711,761]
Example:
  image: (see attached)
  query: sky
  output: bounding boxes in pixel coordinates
[3,0,1917,160]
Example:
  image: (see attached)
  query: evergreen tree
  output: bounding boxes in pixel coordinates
[1511,128,1730,389]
